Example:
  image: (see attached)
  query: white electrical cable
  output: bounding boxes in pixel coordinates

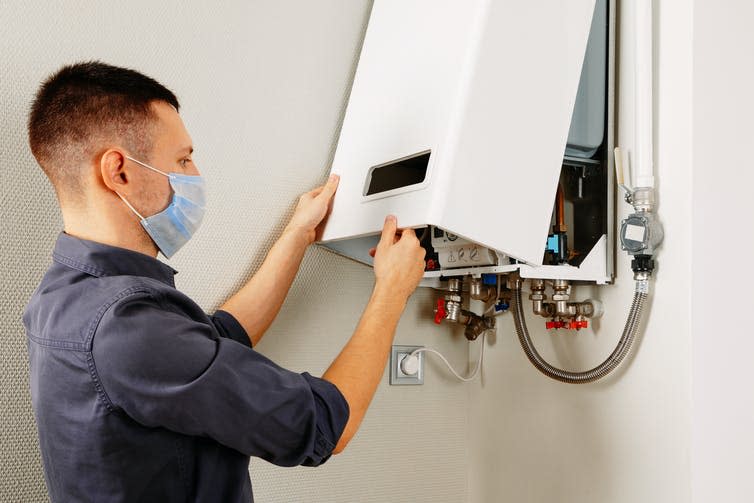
[404,332,487,382]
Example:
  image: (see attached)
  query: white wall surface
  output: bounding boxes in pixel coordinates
[0,2,469,502]
[691,1,754,501]
[467,1,694,501]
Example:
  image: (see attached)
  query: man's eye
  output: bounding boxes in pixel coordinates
[180,158,191,167]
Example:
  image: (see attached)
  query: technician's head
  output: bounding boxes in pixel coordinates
[28,61,201,257]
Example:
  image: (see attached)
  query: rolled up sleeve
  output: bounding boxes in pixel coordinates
[91,290,349,467]
[210,309,252,348]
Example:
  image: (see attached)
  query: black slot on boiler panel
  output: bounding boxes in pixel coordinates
[365,151,430,196]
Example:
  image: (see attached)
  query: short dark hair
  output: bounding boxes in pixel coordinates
[28,61,180,199]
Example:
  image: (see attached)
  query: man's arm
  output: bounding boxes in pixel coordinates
[219,175,340,346]
[223,179,426,456]
[322,216,426,454]
[91,289,348,468]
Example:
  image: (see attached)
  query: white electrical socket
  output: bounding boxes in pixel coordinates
[390,345,424,385]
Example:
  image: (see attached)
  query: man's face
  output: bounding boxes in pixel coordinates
[130,101,199,216]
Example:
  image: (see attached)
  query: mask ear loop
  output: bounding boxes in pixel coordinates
[116,192,146,221]
[118,155,173,220]
[125,156,170,178]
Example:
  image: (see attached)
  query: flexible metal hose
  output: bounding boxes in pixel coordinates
[512,281,648,383]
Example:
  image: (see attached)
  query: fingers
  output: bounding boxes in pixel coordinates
[400,229,425,268]
[398,228,421,253]
[303,173,340,199]
[379,215,398,249]
[315,174,340,202]
[369,231,399,258]
[379,219,423,248]
[399,228,417,242]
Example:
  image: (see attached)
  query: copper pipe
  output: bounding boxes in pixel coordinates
[554,183,567,233]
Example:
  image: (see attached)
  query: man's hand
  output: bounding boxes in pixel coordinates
[372,215,426,302]
[285,174,340,245]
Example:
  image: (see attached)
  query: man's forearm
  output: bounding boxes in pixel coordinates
[322,283,407,454]
[219,227,310,346]
[220,175,338,345]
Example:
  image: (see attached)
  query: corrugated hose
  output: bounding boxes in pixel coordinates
[511,281,648,383]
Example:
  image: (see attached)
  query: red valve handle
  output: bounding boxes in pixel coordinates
[434,298,447,324]
[547,320,588,330]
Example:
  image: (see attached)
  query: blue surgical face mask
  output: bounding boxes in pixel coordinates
[116,156,206,258]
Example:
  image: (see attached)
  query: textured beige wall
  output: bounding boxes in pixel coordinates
[0,1,469,501]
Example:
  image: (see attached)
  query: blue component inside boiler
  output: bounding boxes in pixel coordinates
[546,234,560,254]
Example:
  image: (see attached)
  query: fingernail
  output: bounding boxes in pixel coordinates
[386,214,395,223]
[329,173,339,182]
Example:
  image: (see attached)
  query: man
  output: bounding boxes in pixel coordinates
[23,61,426,502]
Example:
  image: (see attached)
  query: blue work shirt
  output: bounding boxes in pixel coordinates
[23,233,349,502]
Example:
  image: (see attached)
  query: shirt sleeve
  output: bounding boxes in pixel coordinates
[91,289,350,467]
[210,309,252,348]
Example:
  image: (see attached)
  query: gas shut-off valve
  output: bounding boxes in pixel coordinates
[529,279,603,331]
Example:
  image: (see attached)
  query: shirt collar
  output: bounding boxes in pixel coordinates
[52,232,178,287]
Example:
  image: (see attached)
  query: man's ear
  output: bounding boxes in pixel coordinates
[99,149,127,192]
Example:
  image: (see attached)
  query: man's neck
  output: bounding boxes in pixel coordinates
[62,205,159,258]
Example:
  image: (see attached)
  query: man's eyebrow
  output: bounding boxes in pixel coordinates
[177,146,194,155]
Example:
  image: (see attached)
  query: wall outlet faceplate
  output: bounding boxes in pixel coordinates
[390,345,424,385]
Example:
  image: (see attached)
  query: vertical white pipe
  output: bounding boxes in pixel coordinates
[634,0,655,188]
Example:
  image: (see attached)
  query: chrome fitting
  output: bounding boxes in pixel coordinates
[445,298,463,323]
[630,186,656,212]
[469,277,496,302]
[447,278,462,293]
[529,279,546,301]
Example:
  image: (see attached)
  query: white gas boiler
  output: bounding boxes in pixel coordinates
[320,0,614,285]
